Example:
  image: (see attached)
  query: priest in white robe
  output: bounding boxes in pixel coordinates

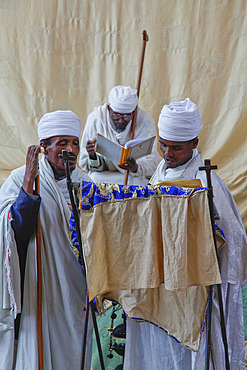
[79,85,161,186]
[124,98,247,369]
[0,111,93,369]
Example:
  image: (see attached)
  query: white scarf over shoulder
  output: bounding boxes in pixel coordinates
[79,103,161,185]
[124,152,247,370]
[0,156,92,370]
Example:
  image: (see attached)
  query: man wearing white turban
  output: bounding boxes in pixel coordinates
[0,110,93,369]
[79,85,161,185]
[124,99,247,369]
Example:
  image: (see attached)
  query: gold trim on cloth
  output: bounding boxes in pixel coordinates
[78,186,223,351]
[158,179,203,188]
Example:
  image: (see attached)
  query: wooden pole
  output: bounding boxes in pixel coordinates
[124,30,149,185]
[199,160,230,370]
[35,170,44,370]
[59,150,105,370]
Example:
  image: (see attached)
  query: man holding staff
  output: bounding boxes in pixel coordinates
[79,85,161,186]
[0,110,93,369]
[124,98,247,369]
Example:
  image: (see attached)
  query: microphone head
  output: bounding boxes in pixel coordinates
[59,150,76,161]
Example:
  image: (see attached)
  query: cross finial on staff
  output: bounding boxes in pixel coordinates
[199,159,217,199]
[199,158,217,174]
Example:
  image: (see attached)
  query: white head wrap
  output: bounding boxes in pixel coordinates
[109,85,138,114]
[158,98,202,141]
[38,110,81,141]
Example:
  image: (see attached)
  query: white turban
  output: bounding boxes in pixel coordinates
[158,98,202,141]
[109,85,138,114]
[38,110,81,141]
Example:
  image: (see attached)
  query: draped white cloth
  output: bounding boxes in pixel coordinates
[124,152,247,370]
[79,103,161,186]
[0,156,93,370]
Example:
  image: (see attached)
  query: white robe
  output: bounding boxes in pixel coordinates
[124,152,247,370]
[0,156,93,370]
[79,103,161,186]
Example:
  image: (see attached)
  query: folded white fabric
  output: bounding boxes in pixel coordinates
[158,98,202,141]
[38,110,81,140]
[109,85,138,113]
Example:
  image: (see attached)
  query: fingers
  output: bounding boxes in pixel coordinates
[23,145,41,193]
[119,157,138,173]
[86,139,97,159]
[27,145,40,161]
[25,145,40,174]
[127,157,136,165]
[86,140,96,151]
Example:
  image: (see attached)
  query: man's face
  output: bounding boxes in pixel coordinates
[108,106,134,133]
[159,137,198,168]
[43,136,80,179]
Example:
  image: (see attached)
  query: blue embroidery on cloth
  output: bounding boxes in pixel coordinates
[69,181,225,267]
[69,181,204,268]
[69,181,225,348]
[79,181,202,210]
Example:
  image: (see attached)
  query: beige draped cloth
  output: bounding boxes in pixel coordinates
[77,183,224,350]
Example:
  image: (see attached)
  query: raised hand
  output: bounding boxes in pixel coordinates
[86,139,97,160]
[22,145,41,194]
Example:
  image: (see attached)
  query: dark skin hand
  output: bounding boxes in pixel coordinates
[86,139,97,160]
[118,157,138,173]
[86,139,138,172]
[22,145,41,194]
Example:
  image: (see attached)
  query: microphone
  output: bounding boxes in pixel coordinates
[59,150,76,161]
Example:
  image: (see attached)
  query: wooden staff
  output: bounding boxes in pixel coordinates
[35,149,44,370]
[124,30,149,185]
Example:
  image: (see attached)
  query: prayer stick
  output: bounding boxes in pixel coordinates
[124,30,149,185]
[35,173,44,370]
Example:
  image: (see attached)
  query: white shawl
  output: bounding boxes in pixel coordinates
[124,152,247,370]
[79,103,161,186]
[0,156,93,370]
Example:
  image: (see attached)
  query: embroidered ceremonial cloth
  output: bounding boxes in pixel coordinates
[70,181,223,351]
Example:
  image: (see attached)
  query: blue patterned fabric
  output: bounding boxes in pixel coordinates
[69,181,224,268]
[68,181,226,355]
[78,181,201,211]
